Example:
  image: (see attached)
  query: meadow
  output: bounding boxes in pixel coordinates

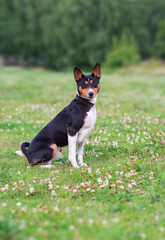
[0,64,165,240]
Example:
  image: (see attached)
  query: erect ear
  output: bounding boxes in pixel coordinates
[92,63,101,78]
[74,67,83,82]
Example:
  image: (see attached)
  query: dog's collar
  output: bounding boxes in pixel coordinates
[75,94,94,107]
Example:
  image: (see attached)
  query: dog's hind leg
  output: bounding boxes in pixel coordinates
[29,144,58,166]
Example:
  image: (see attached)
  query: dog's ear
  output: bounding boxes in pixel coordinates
[92,63,101,78]
[74,67,83,82]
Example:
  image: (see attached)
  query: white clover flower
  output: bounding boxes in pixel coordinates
[80,182,85,186]
[21,207,27,213]
[87,168,92,173]
[78,218,83,224]
[131,181,137,186]
[96,169,100,174]
[88,219,94,226]
[29,187,35,193]
[69,225,75,230]
[54,206,60,213]
[51,190,56,196]
[48,184,53,190]
[97,177,103,184]
[116,180,123,185]
[107,175,112,179]
[113,141,118,148]
[149,177,155,180]
[135,137,139,142]
[128,184,132,189]
[19,180,25,186]
[1,187,7,192]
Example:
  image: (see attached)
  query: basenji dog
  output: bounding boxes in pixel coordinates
[16,63,101,168]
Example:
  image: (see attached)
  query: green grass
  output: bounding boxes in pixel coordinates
[0,66,165,240]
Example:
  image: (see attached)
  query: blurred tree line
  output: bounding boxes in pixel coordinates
[0,0,165,69]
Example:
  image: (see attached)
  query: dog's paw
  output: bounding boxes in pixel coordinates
[68,159,80,168]
[73,164,80,168]
[54,151,63,160]
[40,165,55,168]
[53,162,63,165]
[78,162,88,167]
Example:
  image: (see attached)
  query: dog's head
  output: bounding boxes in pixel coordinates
[74,63,101,103]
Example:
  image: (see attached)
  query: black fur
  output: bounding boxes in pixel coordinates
[21,94,94,165]
[20,64,101,166]
[77,74,100,93]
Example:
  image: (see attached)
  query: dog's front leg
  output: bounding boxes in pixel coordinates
[68,134,79,168]
[77,142,87,167]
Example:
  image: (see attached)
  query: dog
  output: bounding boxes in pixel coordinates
[16,63,101,168]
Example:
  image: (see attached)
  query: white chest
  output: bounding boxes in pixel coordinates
[77,106,96,144]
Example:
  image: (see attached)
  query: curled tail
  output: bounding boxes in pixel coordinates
[20,141,30,157]
[16,141,30,157]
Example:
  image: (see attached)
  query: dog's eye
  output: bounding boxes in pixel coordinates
[81,82,88,88]
[91,82,97,88]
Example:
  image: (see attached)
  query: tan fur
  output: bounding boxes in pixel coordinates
[74,68,82,81]
[92,64,101,78]
[79,86,89,98]
[92,84,100,96]
[34,164,42,167]
[49,144,58,158]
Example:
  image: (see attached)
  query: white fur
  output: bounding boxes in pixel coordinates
[77,105,96,166]
[68,134,80,168]
[40,165,55,168]
[77,105,96,144]
[15,151,24,157]
[68,105,96,168]
[76,89,97,104]
[16,94,97,168]
[77,142,87,166]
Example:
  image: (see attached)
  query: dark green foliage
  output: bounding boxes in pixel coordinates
[154,19,165,58]
[103,32,140,69]
[0,0,165,69]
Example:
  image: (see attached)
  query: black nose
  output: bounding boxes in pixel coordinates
[89,91,94,97]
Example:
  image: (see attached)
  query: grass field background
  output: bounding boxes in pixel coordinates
[0,64,165,240]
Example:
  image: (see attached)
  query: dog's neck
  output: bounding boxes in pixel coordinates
[75,92,96,106]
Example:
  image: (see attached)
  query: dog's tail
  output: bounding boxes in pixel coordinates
[16,141,30,157]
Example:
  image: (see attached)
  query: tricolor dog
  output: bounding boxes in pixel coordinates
[16,63,101,168]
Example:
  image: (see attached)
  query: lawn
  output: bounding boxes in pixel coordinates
[0,65,165,240]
